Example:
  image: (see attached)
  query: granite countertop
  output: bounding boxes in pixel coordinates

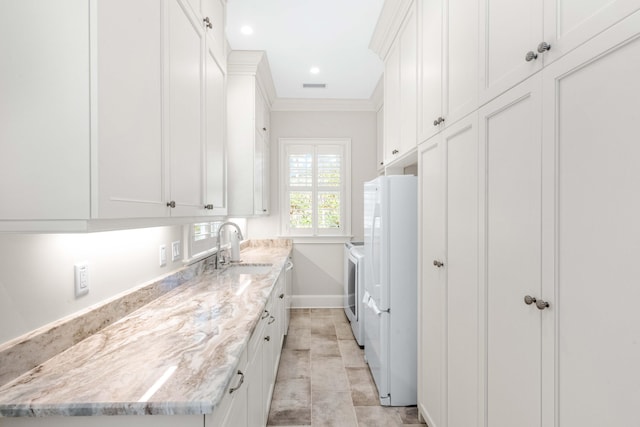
[0,241,292,417]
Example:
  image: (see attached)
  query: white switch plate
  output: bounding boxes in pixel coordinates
[74,262,89,297]
[171,241,181,262]
[159,245,167,267]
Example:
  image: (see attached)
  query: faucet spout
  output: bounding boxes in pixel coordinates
[216,222,244,269]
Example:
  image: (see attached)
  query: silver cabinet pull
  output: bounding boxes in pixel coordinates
[229,370,244,394]
[268,316,276,324]
[537,42,551,53]
[279,293,284,299]
[204,204,213,210]
[535,299,550,310]
[261,310,269,319]
[433,260,444,268]
[433,117,445,126]
[166,201,176,208]
[525,51,538,62]
[392,149,399,155]
[524,295,550,310]
[264,335,271,341]
[203,17,212,29]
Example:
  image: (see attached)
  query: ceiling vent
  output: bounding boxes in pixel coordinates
[303,83,327,89]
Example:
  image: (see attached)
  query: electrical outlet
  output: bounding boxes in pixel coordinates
[74,262,89,297]
[171,241,181,262]
[159,245,167,267]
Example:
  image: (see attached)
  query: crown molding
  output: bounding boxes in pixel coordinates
[227,50,277,107]
[369,0,414,60]
[271,98,378,112]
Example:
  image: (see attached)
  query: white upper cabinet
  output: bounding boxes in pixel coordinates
[382,2,418,165]
[0,0,90,221]
[419,0,478,143]
[227,51,275,217]
[417,0,443,144]
[0,0,228,230]
[96,0,165,219]
[167,0,206,217]
[204,39,227,216]
[479,0,543,104]
[479,0,640,104]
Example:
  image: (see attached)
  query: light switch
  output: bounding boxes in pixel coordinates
[74,262,89,297]
[171,241,181,262]
[159,245,167,267]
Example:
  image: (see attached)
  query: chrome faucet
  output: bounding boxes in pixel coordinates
[216,222,244,269]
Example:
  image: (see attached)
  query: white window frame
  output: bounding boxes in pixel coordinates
[279,138,351,238]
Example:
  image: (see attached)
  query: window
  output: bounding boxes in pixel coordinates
[280,138,351,237]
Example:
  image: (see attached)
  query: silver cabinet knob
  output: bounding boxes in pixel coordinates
[392,149,399,155]
[537,42,551,53]
[166,201,176,208]
[535,299,550,310]
[204,204,213,210]
[525,51,538,62]
[203,17,212,29]
[261,310,269,319]
[279,293,284,299]
[524,295,536,305]
[433,260,444,268]
[264,335,271,341]
[433,116,445,126]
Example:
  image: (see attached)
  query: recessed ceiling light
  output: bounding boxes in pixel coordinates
[310,67,320,74]
[240,25,253,35]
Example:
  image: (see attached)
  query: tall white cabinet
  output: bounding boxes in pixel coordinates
[415,2,640,427]
[226,51,276,217]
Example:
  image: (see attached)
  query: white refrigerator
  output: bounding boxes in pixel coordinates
[363,175,418,406]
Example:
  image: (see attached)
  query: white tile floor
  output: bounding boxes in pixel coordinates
[267,308,426,427]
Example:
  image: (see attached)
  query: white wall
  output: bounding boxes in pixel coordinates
[0,226,185,344]
[248,110,378,305]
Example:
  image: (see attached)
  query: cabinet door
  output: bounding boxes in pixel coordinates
[384,41,401,164]
[418,0,443,144]
[479,74,542,427]
[543,0,640,63]
[167,0,205,216]
[376,105,385,169]
[542,14,640,426]
[96,0,166,219]
[204,42,227,216]
[443,0,478,126]
[479,0,543,104]
[418,136,445,427]
[399,5,418,154]
[201,0,225,64]
[0,0,90,220]
[443,115,479,427]
[253,133,269,215]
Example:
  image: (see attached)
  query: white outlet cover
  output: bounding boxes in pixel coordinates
[74,262,89,297]
[159,245,167,267]
[171,241,181,262]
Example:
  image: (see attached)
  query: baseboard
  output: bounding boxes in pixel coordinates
[291,295,343,308]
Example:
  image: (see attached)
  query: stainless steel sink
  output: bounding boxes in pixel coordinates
[225,264,273,275]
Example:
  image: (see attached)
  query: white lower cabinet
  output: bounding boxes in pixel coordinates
[205,349,248,427]
[479,74,543,427]
[418,113,479,427]
[419,11,640,427]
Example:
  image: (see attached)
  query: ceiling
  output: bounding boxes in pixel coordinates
[225,0,385,100]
